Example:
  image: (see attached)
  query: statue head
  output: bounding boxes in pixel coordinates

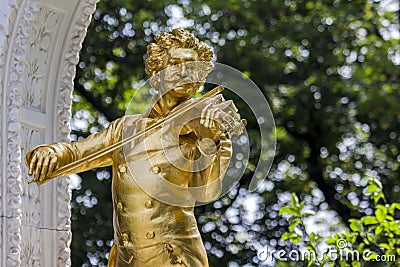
[145,28,214,98]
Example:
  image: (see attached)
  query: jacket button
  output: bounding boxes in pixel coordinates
[146,231,155,239]
[145,200,153,208]
[121,233,129,241]
[151,166,161,174]
[119,165,126,173]
[117,202,123,211]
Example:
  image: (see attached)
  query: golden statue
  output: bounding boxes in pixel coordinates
[25,28,244,267]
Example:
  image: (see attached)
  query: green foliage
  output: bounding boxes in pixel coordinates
[70,0,399,266]
[280,179,400,266]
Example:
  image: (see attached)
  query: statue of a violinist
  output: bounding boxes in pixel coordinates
[25,28,244,267]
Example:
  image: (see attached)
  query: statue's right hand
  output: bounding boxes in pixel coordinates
[27,147,58,184]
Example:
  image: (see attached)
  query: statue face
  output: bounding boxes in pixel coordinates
[160,47,202,98]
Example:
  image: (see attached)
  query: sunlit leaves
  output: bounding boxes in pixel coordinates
[281,185,400,266]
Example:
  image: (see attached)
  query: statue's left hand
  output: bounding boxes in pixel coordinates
[200,100,244,138]
[26,147,58,184]
[169,93,245,141]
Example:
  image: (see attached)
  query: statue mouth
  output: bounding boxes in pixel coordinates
[172,82,199,92]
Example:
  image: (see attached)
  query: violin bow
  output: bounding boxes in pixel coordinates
[28,86,224,185]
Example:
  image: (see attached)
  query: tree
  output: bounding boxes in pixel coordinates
[70,0,399,266]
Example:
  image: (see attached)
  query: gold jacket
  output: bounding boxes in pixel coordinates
[26,111,232,266]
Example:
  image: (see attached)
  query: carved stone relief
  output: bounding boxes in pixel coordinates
[4,0,40,265]
[20,125,42,267]
[1,0,21,224]
[22,5,61,110]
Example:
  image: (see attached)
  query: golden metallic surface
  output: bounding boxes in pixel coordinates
[151,166,161,174]
[117,202,124,211]
[119,166,127,173]
[144,200,153,209]
[25,29,245,266]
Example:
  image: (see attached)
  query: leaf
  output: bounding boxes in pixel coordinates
[291,193,300,207]
[294,227,303,237]
[388,221,400,233]
[379,243,390,250]
[303,210,316,217]
[326,236,336,245]
[375,206,387,222]
[349,219,364,233]
[375,226,383,235]
[389,203,400,214]
[371,177,383,189]
[281,232,294,241]
[361,216,378,225]
[365,184,379,194]
[309,232,316,243]
[288,219,301,231]
[371,193,384,203]
[279,205,298,216]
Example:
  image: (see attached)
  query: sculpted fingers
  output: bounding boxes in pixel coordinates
[200,98,245,137]
[229,113,244,135]
[28,153,38,176]
[215,100,236,114]
[220,110,244,135]
[200,103,211,126]
[205,94,224,105]
[48,155,58,175]
[40,150,58,182]
[201,104,214,128]
[222,120,234,135]
[39,156,51,182]
[205,106,215,128]
[232,120,244,135]
[231,119,244,135]
[29,148,57,183]
[34,151,46,182]
[209,107,220,129]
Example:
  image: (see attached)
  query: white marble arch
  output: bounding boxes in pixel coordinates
[0,0,99,265]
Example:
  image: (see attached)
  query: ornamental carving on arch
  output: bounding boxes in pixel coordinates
[5,0,40,265]
[20,125,42,267]
[22,5,61,110]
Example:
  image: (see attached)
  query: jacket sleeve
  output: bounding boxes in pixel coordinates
[188,132,232,203]
[25,117,125,180]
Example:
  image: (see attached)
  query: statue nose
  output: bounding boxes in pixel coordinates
[179,64,187,78]
[183,67,200,82]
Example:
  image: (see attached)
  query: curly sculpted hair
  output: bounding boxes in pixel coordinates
[144,28,214,78]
